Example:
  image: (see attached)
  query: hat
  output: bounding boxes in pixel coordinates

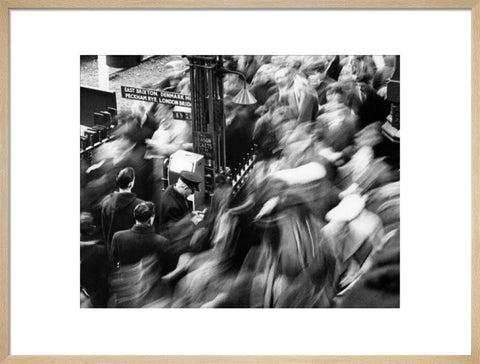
[134,202,156,223]
[116,167,135,189]
[179,171,202,192]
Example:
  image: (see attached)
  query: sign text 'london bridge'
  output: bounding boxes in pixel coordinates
[121,86,192,108]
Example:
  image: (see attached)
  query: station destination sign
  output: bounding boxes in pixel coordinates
[121,86,192,108]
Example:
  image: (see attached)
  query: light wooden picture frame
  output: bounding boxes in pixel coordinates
[1,1,479,363]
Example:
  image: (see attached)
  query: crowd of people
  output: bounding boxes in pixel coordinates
[80,55,400,308]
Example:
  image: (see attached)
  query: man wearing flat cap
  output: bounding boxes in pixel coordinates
[158,170,203,227]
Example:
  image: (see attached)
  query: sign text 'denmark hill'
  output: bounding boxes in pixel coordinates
[121,86,192,107]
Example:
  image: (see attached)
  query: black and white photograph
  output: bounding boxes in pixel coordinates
[80,55,400,309]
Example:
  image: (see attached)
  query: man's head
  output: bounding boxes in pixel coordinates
[303,61,328,87]
[134,201,156,225]
[285,56,303,70]
[175,171,202,198]
[326,82,345,104]
[274,67,295,89]
[116,167,135,190]
[80,212,95,237]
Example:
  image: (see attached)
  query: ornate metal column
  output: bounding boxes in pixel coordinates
[187,56,226,195]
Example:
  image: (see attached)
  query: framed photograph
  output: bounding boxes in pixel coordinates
[1,1,478,363]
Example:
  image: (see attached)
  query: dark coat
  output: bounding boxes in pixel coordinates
[111,224,173,272]
[277,89,319,124]
[225,104,256,170]
[297,91,320,123]
[357,84,390,130]
[315,77,335,106]
[334,230,399,308]
[326,55,341,81]
[101,192,144,254]
[251,79,277,105]
[159,186,191,226]
[316,105,358,154]
[80,240,109,308]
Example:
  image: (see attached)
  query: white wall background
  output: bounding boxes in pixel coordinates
[10,9,471,355]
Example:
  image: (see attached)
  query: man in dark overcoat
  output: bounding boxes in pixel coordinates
[101,167,144,257]
[158,171,203,227]
[110,202,173,273]
[80,212,108,308]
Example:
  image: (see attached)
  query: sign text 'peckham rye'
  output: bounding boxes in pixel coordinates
[121,86,192,108]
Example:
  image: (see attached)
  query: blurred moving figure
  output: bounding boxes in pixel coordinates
[274,67,319,124]
[303,57,335,106]
[323,194,384,292]
[109,254,170,308]
[80,212,108,308]
[153,59,189,93]
[237,55,260,84]
[336,122,397,195]
[315,82,358,167]
[334,230,399,308]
